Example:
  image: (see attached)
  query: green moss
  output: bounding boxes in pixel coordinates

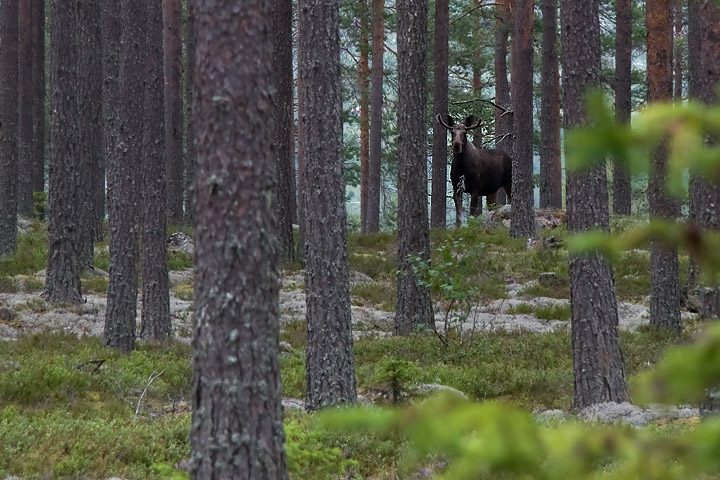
[351,281,396,311]
[534,303,571,321]
[82,276,109,294]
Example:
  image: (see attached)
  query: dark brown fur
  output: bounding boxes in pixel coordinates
[437,114,512,227]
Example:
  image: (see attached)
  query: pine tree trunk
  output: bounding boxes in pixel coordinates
[366,0,384,232]
[494,0,512,205]
[673,0,683,100]
[183,0,196,225]
[539,0,561,209]
[141,0,171,342]
[164,0,184,225]
[647,0,682,334]
[77,0,103,267]
[561,0,629,409]
[191,0,288,474]
[0,0,19,255]
[102,0,121,230]
[18,1,34,218]
[45,0,83,304]
[613,0,632,215]
[510,0,535,239]
[298,0,357,410]
[105,0,144,354]
[31,0,46,198]
[431,0,449,228]
[359,1,371,233]
[272,0,296,261]
[395,0,434,334]
[687,0,701,289]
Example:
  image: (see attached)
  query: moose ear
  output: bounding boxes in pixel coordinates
[436,114,454,129]
[465,115,483,130]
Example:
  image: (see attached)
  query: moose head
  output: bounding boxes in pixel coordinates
[436,114,483,154]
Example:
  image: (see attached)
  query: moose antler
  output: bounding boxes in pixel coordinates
[464,115,483,130]
[436,114,454,130]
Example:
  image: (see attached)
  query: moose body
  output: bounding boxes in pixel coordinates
[437,114,512,228]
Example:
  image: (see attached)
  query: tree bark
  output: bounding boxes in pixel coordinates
[77,0,103,267]
[673,0,683,100]
[141,0,171,341]
[272,0,296,261]
[494,0,513,207]
[183,0,196,225]
[31,0,46,198]
[539,0,561,209]
[0,0,19,255]
[510,0,535,238]
[431,0,449,228]
[164,0,184,225]
[687,0,701,289]
[359,0,371,233]
[191,0,288,475]
[395,0,434,334]
[647,0,682,334]
[18,1,34,218]
[298,0,357,410]
[45,0,83,304]
[102,0,121,231]
[104,0,144,354]
[613,0,632,215]
[366,0,384,232]
[561,0,629,409]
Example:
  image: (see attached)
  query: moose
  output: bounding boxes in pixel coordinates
[436,114,512,228]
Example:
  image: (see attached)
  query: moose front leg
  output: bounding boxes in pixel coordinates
[469,193,481,217]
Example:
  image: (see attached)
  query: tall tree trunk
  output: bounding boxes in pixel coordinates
[687,0,701,289]
[102,0,121,234]
[141,0,171,341]
[359,0,371,233]
[31,0,46,198]
[164,0,184,224]
[0,0,19,255]
[494,0,512,205]
[510,0,535,238]
[395,0,434,334]
[366,0,384,233]
[647,0,682,334]
[673,0,683,100]
[183,0,196,225]
[299,0,357,410]
[561,0,629,409]
[613,0,632,215]
[431,0,449,228]
[45,0,82,303]
[77,0,103,267]
[18,1,34,218]
[273,0,295,260]
[539,0,561,209]
[191,0,288,475]
[104,0,144,354]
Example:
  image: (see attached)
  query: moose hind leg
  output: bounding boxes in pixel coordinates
[470,193,481,217]
[486,192,498,209]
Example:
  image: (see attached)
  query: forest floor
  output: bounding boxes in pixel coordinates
[0,213,710,479]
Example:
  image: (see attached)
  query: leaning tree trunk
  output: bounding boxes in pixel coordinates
[431,0,449,228]
[298,0,357,410]
[191,0,289,475]
[561,0,629,409]
[509,0,535,239]
[613,0,633,215]
[395,0,434,334]
[647,0,682,334]
[366,0,384,233]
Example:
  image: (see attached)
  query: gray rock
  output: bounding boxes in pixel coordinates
[282,398,306,411]
[167,232,194,255]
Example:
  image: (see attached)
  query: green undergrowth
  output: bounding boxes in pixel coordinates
[0,223,48,276]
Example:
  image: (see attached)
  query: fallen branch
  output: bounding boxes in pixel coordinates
[134,369,165,422]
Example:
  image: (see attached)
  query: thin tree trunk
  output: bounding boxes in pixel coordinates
[273,0,295,261]
[141,0,171,341]
[431,0,449,228]
[613,0,632,215]
[366,0,384,232]
[18,1,34,218]
[191,0,288,474]
[0,0,19,255]
[395,0,434,334]
[687,0,701,289]
[359,0,371,233]
[102,0,121,234]
[164,0,184,225]
[183,0,195,225]
[494,0,512,205]
[561,0,629,409]
[673,0,683,101]
[510,0,535,238]
[539,0,561,209]
[45,0,82,304]
[647,0,682,334]
[104,0,144,354]
[31,0,46,198]
[299,0,357,410]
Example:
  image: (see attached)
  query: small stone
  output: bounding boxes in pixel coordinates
[538,272,557,286]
